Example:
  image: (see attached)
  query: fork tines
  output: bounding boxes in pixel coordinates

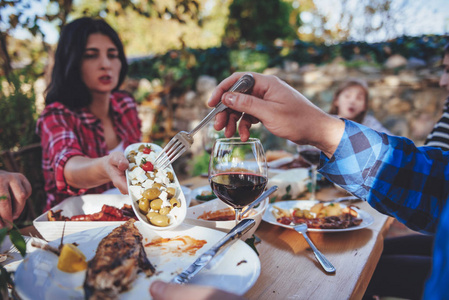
[154,132,189,170]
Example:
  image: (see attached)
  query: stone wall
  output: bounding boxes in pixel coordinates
[135,55,446,157]
[265,57,446,146]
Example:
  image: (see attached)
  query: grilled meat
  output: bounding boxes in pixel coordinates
[84,219,155,299]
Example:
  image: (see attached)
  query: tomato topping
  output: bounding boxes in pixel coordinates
[141,161,154,172]
[142,146,152,154]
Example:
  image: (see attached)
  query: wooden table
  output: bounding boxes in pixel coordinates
[20,176,392,300]
[182,176,393,300]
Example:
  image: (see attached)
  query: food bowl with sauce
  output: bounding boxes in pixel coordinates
[125,143,187,230]
[184,197,268,240]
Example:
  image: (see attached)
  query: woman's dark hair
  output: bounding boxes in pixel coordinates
[329,78,369,124]
[45,17,128,109]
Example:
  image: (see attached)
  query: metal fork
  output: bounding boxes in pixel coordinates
[154,73,255,170]
[0,236,31,262]
[293,223,336,273]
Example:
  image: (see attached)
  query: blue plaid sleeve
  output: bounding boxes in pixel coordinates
[319,120,449,234]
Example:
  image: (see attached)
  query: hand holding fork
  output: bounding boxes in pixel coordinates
[154,73,255,170]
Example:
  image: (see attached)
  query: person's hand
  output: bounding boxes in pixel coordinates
[65,152,129,194]
[102,152,129,194]
[0,170,32,228]
[149,280,245,300]
[208,72,345,157]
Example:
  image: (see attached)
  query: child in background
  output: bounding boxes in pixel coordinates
[329,79,391,134]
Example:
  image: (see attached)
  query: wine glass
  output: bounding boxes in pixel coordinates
[209,138,268,225]
[297,145,321,200]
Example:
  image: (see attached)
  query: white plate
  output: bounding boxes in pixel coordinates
[267,156,295,169]
[263,200,374,232]
[185,198,268,240]
[190,185,217,203]
[125,143,187,231]
[14,222,260,300]
[0,235,42,272]
[33,194,131,241]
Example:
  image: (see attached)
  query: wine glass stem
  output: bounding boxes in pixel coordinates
[310,165,317,201]
[235,208,242,225]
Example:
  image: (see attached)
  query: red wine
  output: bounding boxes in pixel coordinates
[210,173,267,209]
[299,149,321,165]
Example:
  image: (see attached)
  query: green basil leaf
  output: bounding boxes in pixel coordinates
[244,235,259,256]
[9,229,26,257]
[0,227,8,246]
[1,266,11,298]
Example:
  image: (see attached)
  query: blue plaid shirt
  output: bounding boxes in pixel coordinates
[320,120,449,300]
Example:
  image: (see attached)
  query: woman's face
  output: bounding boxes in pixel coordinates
[81,33,122,96]
[335,85,367,120]
[440,54,449,95]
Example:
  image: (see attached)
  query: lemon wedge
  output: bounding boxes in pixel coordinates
[57,243,88,273]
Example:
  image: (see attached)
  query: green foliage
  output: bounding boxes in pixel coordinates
[128,47,233,94]
[0,71,45,227]
[128,34,448,97]
[190,151,210,177]
[244,234,259,255]
[230,49,270,73]
[0,71,39,151]
[226,0,296,46]
[0,225,27,298]
[281,185,292,200]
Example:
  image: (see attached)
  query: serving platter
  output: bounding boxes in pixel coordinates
[125,143,187,230]
[14,222,260,300]
[263,200,374,232]
[33,194,131,241]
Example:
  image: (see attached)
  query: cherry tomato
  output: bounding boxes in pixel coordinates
[141,161,154,172]
[142,146,152,154]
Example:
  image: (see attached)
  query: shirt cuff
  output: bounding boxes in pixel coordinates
[319,119,384,197]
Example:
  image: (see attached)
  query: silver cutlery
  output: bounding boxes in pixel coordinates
[241,185,278,216]
[294,223,336,273]
[154,73,255,170]
[171,218,255,284]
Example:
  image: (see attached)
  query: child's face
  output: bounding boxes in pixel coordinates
[81,33,122,97]
[335,85,367,121]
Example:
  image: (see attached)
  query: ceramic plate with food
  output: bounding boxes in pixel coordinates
[263,200,374,232]
[190,185,218,203]
[185,198,268,240]
[33,194,133,241]
[14,222,261,300]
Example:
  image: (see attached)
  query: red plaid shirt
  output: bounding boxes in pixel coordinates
[36,91,141,211]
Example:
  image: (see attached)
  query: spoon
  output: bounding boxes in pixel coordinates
[293,223,336,273]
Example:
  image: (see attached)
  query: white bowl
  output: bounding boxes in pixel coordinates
[33,194,130,241]
[184,198,268,240]
[125,143,187,230]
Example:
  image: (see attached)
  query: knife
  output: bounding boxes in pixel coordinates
[171,218,256,284]
[241,185,278,216]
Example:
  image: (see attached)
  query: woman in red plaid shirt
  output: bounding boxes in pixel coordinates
[37,17,141,211]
